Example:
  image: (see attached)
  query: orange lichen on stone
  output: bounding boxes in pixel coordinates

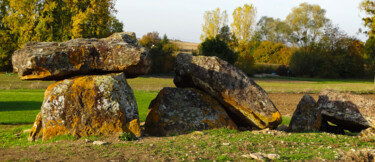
[147,109,161,123]
[28,112,43,142]
[227,119,238,130]
[44,81,61,97]
[42,56,46,63]
[70,76,96,111]
[126,118,141,137]
[222,94,281,129]
[43,120,69,140]
[68,49,84,67]
[54,53,60,60]
[201,119,215,127]
[21,67,52,80]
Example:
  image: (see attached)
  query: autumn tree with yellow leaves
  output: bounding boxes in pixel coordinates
[200,8,228,41]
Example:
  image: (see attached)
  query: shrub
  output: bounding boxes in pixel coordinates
[233,41,258,75]
[119,132,138,141]
[289,49,324,78]
[253,41,293,65]
[198,36,237,64]
[139,33,179,74]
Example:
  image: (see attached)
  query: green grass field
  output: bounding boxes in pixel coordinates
[0,73,374,124]
[1,74,375,161]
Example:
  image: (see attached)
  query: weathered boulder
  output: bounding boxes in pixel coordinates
[317,95,372,132]
[28,73,140,141]
[174,53,281,129]
[12,32,151,80]
[289,91,373,134]
[145,87,237,136]
[289,95,323,132]
[320,90,375,124]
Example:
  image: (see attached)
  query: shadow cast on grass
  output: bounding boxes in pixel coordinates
[0,101,42,111]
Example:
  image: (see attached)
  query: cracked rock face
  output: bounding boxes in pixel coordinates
[174,53,281,129]
[28,73,140,141]
[289,95,322,132]
[12,32,151,80]
[145,87,237,136]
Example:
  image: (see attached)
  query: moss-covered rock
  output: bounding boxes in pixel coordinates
[12,32,151,80]
[145,87,237,136]
[28,73,140,141]
[174,53,281,130]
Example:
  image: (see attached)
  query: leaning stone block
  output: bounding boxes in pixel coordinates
[174,53,281,129]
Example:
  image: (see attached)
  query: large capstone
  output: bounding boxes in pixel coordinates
[289,95,322,132]
[174,53,281,129]
[28,73,141,141]
[12,32,151,80]
[145,87,237,136]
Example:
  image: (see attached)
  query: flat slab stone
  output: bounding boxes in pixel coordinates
[12,32,151,80]
[174,53,282,129]
[28,73,141,141]
[145,87,237,136]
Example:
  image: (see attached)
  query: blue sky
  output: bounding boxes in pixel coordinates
[116,0,367,43]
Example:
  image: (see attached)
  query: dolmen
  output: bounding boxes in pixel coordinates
[289,90,375,136]
[15,35,283,139]
[144,53,282,136]
[12,32,150,141]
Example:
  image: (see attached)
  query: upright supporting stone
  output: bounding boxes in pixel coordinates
[145,87,237,136]
[289,95,323,132]
[28,73,140,141]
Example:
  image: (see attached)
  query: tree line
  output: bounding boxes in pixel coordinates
[0,0,123,71]
[198,1,375,78]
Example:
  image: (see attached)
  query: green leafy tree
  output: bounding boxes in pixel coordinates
[218,25,231,43]
[285,2,329,48]
[0,0,123,71]
[231,4,257,42]
[257,16,291,43]
[3,0,40,47]
[360,0,375,37]
[364,36,375,72]
[0,0,14,71]
[139,31,161,49]
[139,32,179,73]
[234,41,257,75]
[290,26,364,78]
[253,41,293,65]
[198,36,237,65]
[201,8,228,41]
